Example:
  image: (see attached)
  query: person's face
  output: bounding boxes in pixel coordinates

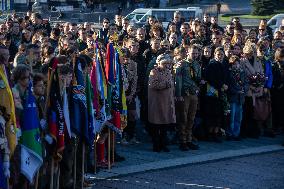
[257,48,265,57]
[214,50,224,62]
[232,18,240,24]
[34,80,45,96]
[0,24,7,33]
[180,25,189,34]
[274,32,282,40]
[225,49,233,58]
[33,48,41,60]
[128,41,138,55]
[226,25,234,34]
[169,34,177,44]
[188,48,199,60]
[169,24,176,32]
[79,30,87,40]
[136,29,145,41]
[249,30,257,39]
[212,34,221,44]
[69,25,77,33]
[122,20,129,29]
[120,56,130,65]
[203,47,211,58]
[258,28,266,35]
[0,48,10,65]
[3,39,11,47]
[64,24,70,33]
[127,26,136,36]
[103,20,110,29]
[87,37,94,48]
[151,40,160,51]
[149,18,155,25]
[31,14,36,24]
[161,42,170,51]
[203,15,209,22]
[115,15,122,26]
[198,26,205,36]
[153,30,160,38]
[174,13,181,22]
[233,46,241,56]
[191,21,199,31]
[84,22,91,31]
[211,17,217,24]
[19,71,30,89]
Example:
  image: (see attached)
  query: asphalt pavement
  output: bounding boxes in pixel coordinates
[93,151,284,189]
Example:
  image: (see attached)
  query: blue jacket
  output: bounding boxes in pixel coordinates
[263,58,273,89]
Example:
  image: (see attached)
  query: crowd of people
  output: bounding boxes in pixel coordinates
[0,9,284,189]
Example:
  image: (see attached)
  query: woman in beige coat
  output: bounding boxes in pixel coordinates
[148,53,176,152]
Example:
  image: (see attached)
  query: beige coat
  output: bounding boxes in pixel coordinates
[148,67,176,125]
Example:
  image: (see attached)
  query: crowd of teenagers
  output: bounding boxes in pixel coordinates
[0,9,284,189]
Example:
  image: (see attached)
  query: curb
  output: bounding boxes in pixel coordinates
[87,144,284,179]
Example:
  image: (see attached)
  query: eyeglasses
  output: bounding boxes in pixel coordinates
[259,29,265,31]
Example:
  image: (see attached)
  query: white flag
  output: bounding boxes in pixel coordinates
[21,146,43,183]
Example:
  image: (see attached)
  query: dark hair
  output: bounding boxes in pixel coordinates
[33,73,45,86]
[12,64,31,83]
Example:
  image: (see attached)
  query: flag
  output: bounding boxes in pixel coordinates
[0,154,7,189]
[93,45,111,133]
[86,74,95,143]
[63,86,71,138]
[47,58,65,158]
[0,65,17,156]
[20,82,43,183]
[70,59,88,142]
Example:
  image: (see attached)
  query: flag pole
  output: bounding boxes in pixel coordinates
[81,140,85,189]
[73,137,77,189]
[35,171,39,189]
[50,158,54,189]
[56,164,60,189]
[112,131,115,164]
[94,135,97,174]
[108,128,111,170]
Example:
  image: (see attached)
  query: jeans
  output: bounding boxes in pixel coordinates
[228,102,243,137]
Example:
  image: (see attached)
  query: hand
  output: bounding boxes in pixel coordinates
[200,80,206,85]
[263,88,268,94]
[44,134,53,145]
[3,162,10,178]
[175,96,184,101]
[222,84,228,91]
[40,119,47,130]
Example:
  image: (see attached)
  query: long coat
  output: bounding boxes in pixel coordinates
[148,67,176,125]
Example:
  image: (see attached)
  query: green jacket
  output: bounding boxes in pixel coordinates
[175,59,201,97]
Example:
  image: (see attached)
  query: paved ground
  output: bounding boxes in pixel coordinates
[93,151,284,189]
[88,133,284,180]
